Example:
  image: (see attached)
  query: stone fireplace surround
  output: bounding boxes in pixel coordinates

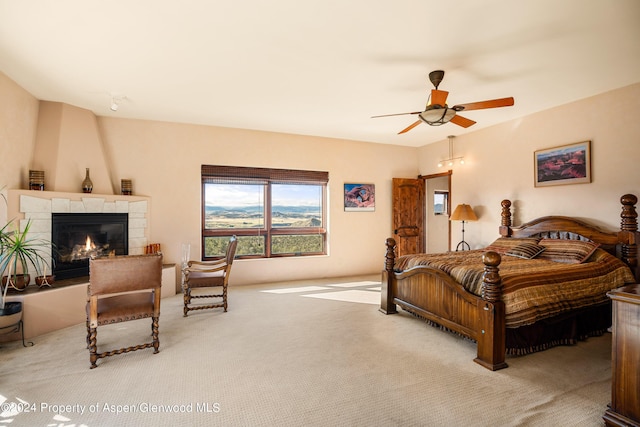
[2,189,176,343]
[14,190,151,277]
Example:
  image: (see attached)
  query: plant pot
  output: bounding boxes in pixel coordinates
[35,275,55,288]
[2,274,30,291]
[0,301,23,329]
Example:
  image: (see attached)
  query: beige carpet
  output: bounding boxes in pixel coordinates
[0,275,611,426]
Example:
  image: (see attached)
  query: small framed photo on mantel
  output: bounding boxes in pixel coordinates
[344,183,375,211]
[534,141,591,187]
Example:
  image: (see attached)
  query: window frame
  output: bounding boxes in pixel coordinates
[201,165,328,260]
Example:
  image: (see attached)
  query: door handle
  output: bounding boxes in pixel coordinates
[394,226,418,235]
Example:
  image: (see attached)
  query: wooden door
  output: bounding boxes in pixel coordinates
[392,178,425,256]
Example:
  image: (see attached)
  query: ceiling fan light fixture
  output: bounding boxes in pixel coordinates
[419,106,456,126]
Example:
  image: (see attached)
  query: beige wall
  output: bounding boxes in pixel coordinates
[0,73,39,191]
[0,72,418,286]
[418,82,640,249]
[0,74,39,228]
[426,175,450,253]
[2,70,640,285]
[32,102,114,194]
[97,118,417,284]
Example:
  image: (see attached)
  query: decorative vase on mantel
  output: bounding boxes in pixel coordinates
[82,168,93,193]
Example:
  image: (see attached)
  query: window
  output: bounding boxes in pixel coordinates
[201,165,328,259]
[433,190,449,215]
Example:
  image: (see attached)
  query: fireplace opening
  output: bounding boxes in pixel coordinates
[51,213,128,280]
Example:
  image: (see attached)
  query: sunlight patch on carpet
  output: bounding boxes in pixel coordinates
[302,290,380,305]
[326,281,380,288]
[260,281,382,305]
[261,286,331,294]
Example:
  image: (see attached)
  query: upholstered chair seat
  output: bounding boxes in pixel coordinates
[182,236,237,316]
[184,270,224,288]
[89,293,155,325]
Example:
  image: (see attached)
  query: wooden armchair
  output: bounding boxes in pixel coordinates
[86,253,163,369]
[182,236,237,316]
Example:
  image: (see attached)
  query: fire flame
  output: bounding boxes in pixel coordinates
[85,236,95,251]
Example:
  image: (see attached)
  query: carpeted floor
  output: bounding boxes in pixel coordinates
[0,275,611,426]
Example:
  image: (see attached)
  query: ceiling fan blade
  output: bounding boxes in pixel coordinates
[453,97,514,112]
[371,111,421,118]
[430,89,448,107]
[398,120,422,134]
[450,114,476,128]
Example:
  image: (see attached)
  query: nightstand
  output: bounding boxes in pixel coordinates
[604,284,640,427]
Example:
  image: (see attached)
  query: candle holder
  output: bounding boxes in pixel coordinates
[29,170,45,191]
[121,179,132,195]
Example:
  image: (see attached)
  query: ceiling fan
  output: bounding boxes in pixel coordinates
[372,70,515,134]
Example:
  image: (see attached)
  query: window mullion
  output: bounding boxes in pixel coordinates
[265,183,272,257]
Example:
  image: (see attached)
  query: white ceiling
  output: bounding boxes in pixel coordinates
[1,0,639,148]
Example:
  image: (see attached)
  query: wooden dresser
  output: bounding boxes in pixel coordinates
[604,284,640,427]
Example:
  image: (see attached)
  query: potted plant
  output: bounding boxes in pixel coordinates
[0,187,51,329]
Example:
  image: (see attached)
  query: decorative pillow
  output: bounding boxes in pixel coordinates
[505,242,546,259]
[485,237,542,253]
[537,239,600,264]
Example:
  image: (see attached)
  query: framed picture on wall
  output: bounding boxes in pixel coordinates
[534,141,591,187]
[344,183,375,211]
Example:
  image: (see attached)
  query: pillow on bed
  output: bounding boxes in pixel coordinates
[537,239,600,264]
[504,242,546,259]
[485,237,542,253]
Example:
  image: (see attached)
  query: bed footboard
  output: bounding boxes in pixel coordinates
[381,238,507,370]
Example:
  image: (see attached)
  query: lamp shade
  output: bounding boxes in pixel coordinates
[450,204,478,221]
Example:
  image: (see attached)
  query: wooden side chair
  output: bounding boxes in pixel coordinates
[182,236,237,316]
[86,253,163,369]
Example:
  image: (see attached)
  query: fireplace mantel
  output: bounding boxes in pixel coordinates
[5,189,151,277]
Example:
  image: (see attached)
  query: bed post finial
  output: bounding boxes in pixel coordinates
[619,194,638,278]
[482,251,503,303]
[380,238,398,315]
[499,199,512,237]
[620,194,638,232]
[385,238,396,272]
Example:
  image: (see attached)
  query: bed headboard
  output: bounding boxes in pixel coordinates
[498,194,639,279]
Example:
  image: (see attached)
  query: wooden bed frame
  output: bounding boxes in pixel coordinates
[380,194,639,371]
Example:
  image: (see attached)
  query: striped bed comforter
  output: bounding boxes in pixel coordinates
[394,248,635,328]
